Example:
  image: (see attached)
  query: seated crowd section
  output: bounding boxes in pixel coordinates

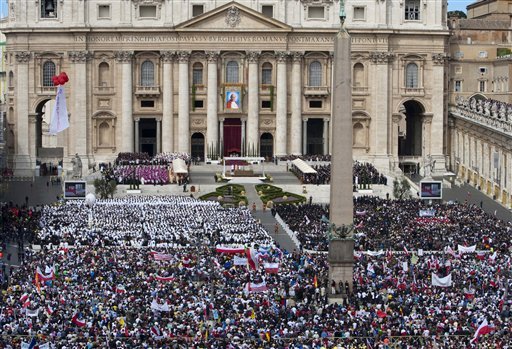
[0,194,510,348]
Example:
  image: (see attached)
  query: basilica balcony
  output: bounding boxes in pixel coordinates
[37,86,56,95]
[303,86,330,97]
[401,87,425,96]
[135,85,160,97]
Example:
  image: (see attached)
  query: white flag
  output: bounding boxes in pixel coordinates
[49,85,69,135]
[150,299,170,312]
[432,273,452,287]
[234,256,248,266]
[25,308,40,317]
[457,245,476,254]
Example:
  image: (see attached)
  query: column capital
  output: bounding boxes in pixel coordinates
[134,117,140,122]
[291,51,304,63]
[369,51,395,64]
[155,117,162,122]
[176,51,191,63]
[246,51,260,63]
[114,51,134,63]
[275,51,289,63]
[15,51,31,63]
[68,51,91,63]
[160,51,176,63]
[205,51,220,63]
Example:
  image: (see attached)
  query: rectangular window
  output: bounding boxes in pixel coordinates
[308,6,325,19]
[192,5,204,17]
[479,67,487,74]
[353,6,365,20]
[98,5,110,19]
[479,51,488,58]
[479,80,486,92]
[405,0,420,20]
[261,69,272,85]
[454,80,462,92]
[41,0,57,18]
[261,100,272,109]
[193,70,203,85]
[141,100,155,108]
[140,5,157,18]
[309,100,323,108]
[262,5,274,18]
[194,100,204,109]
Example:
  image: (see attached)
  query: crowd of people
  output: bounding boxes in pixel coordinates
[115,152,191,166]
[0,192,510,347]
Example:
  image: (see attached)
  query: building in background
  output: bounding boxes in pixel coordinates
[448,0,512,207]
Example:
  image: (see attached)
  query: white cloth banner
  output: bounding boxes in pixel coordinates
[49,85,70,135]
[234,256,248,266]
[432,273,452,287]
[458,245,476,254]
[150,299,170,312]
[26,308,40,317]
[366,250,384,257]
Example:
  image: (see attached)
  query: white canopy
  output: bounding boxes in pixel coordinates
[291,159,317,174]
[172,158,188,174]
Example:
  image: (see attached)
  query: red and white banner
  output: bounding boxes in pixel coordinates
[71,313,86,327]
[215,247,246,254]
[471,319,493,343]
[20,293,29,303]
[45,305,54,316]
[431,273,452,287]
[245,247,259,270]
[49,85,70,135]
[264,263,279,274]
[151,325,165,339]
[36,267,55,282]
[115,285,127,294]
[458,245,476,254]
[151,251,173,261]
[246,281,268,293]
[155,275,175,282]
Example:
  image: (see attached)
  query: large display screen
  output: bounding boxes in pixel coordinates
[420,181,442,199]
[64,181,87,199]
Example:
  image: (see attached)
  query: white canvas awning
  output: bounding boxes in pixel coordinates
[172,158,188,174]
[291,159,317,174]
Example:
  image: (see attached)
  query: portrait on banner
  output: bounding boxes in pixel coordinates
[224,86,242,112]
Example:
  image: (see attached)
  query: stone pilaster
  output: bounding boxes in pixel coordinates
[275,51,288,156]
[323,118,329,155]
[431,53,448,173]
[161,51,175,153]
[246,51,260,156]
[134,118,140,153]
[156,117,162,154]
[206,51,220,158]
[177,51,191,153]
[14,51,32,175]
[302,119,308,155]
[69,51,90,162]
[391,113,402,172]
[115,51,134,153]
[422,113,433,158]
[290,52,303,155]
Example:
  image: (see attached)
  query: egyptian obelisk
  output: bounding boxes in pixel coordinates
[328,3,355,299]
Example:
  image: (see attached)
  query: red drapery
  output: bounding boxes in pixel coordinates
[223,118,241,156]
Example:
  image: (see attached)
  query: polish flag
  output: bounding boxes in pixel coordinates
[36,267,55,282]
[476,252,486,261]
[155,275,175,282]
[245,247,260,270]
[215,247,246,254]
[22,300,31,309]
[403,246,410,256]
[264,263,279,274]
[45,305,54,316]
[151,325,164,339]
[115,285,127,294]
[71,313,86,327]
[151,252,173,261]
[20,293,29,303]
[470,319,493,343]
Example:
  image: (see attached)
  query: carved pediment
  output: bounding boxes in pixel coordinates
[176,1,292,31]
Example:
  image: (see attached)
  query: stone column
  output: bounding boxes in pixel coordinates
[115,51,134,153]
[206,51,220,158]
[161,51,175,153]
[302,119,308,155]
[369,50,394,171]
[134,118,140,153]
[290,52,303,155]
[323,118,329,155]
[177,51,191,153]
[28,113,37,161]
[69,51,90,161]
[219,118,224,156]
[275,51,288,156]
[246,51,260,156]
[241,118,246,156]
[14,51,32,175]
[328,29,354,298]
[422,113,433,157]
[391,113,402,172]
[156,118,162,154]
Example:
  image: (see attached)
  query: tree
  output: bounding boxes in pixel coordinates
[93,177,117,199]
[447,10,467,19]
[393,177,411,199]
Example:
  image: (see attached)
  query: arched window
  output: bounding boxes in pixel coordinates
[8,71,14,87]
[99,122,110,146]
[98,62,110,86]
[42,61,56,87]
[353,122,365,146]
[353,63,364,87]
[309,61,322,86]
[226,61,239,83]
[405,63,418,88]
[141,60,154,86]
[261,62,272,85]
[193,62,203,85]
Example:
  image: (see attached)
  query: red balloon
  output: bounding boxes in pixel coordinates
[57,76,66,85]
[61,72,69,83]
[52,76,60,86]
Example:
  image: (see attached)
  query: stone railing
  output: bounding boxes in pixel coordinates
[450,96,512,135]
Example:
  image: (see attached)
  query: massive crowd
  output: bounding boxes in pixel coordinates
[1,194,511,347]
